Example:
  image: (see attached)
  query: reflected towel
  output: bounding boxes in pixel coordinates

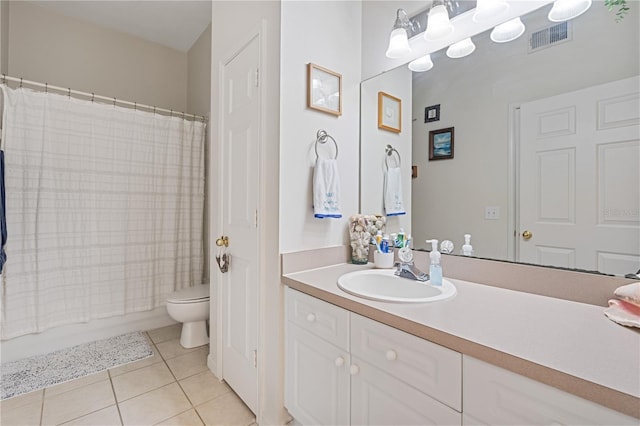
[313,158,342,219]
[0,150,6,273]
[384,166,405,216]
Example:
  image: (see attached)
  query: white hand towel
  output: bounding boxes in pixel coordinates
[313,158,342,218]
[384,166,406,216]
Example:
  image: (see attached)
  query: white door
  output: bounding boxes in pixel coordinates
[219,34,260,412]
[518,76,640,275]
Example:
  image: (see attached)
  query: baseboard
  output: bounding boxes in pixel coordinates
[207,353,218,376]
[1,307,176,362]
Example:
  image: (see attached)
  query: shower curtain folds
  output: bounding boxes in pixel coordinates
[0,85,206,340]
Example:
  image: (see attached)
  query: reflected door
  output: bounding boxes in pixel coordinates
[220,34,260,412]
[519,76,640,275]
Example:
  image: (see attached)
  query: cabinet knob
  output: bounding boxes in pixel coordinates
[306,313,316,323]
[385,349,397,361]
[334,357,345,367]
[349,365,360,375]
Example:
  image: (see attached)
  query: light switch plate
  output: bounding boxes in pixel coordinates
[485,206,500,220]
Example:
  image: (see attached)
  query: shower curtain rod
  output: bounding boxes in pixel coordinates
[1,74,207,122]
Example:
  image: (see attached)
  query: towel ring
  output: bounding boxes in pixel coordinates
[385,144,401,169]
[315,129,339,160]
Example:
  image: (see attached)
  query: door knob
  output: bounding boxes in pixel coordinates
[216,236,229,247]
[522,230,533,240]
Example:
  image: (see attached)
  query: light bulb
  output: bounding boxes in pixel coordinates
[473,0,509,23]
[425,5,453,41]
[548,0,592,22]
[408,55,434,72]
[446,38,476,59]
[490,17,526,43]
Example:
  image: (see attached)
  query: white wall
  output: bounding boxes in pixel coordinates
[7,1,188,111]
[0,0,8,75]
[279,1,362,253]
[187,24,212,285]
[360,65,412,233]
[411,4,640,258]
[210,2,282,424]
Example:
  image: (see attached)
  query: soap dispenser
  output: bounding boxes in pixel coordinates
[461,234,473,256]
[426,239,442,286]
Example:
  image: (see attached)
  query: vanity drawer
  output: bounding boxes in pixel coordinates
[286,288,349,350]
[351,313,462,411]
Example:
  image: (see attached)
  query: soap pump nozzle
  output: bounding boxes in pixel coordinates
[425,239,440,264]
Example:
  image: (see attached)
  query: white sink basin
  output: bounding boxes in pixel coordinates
[337,269,457,303]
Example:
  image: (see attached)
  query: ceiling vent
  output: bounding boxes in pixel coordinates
[528,21,572,53]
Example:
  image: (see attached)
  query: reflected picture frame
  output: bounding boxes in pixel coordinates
[378,92,402,133]
[429,127,455,160]
[307,63,342,116]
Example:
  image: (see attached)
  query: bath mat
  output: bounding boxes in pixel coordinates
[1,331,153,400]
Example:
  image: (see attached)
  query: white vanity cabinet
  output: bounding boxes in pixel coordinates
[285,288,463,425]
[285,288,350,426]
[462,356,638,425]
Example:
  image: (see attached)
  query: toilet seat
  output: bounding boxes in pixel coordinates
[167,284,210,304]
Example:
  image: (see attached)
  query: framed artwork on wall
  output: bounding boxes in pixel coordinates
[307,63,342,116]
[378,92,402,133]
[425,104,440,122]
[429,127,454,160]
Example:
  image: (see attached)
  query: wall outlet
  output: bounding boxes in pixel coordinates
[485,206,500,220]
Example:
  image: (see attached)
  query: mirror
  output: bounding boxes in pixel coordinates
[361,3,640,275]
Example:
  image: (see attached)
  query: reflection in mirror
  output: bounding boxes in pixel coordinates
[361,3,640,276]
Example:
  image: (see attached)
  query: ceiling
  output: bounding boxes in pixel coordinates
[29,0,212,52]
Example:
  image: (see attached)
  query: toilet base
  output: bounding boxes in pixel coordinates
[180,320,209,348]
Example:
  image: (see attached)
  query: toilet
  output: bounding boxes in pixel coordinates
[166,283,210,348]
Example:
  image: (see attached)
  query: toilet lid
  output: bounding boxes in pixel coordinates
[167,284,210,303]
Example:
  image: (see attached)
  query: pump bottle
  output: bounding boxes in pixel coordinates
[426,239,442,286]
[461,234,473,256]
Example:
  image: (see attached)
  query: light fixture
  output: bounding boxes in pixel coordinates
[408,54,434,72]
[473,0,509,23]
[424,1,453,41]
[490,17,526,43]
[385,9,412,59]
[548,0,592,22]
[446,38,476,58]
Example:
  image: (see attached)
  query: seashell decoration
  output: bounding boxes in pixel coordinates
[349,214,386,264]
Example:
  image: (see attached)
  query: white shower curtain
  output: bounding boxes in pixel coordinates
[0,85,205,340]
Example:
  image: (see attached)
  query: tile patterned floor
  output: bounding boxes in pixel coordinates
[0,325,256,426]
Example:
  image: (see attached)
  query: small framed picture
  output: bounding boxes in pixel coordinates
[425,104,440,122]
[377,92,402,133]
[429,127,454,160]
[307,63,342,116]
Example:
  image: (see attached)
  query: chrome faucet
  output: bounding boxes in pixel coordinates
[394,262,429,282]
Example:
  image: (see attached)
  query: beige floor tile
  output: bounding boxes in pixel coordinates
[0,398,42,426]
[45,370,110,397]
[179,371,231,406]
[42,379,115,425]
[112,362,175,402]
[195,392,255,426]
[109,345,163,377]
[119,382,191,426]
[60,404,122,426]
[156,339,201,360]
[147,324,182,344]
[0,389,43,412]
[154,409,204,426]
[165,347,209,380]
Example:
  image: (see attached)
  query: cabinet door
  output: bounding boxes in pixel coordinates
[351,357,462,426]
[285,324,350,426]
[463,356,638,425]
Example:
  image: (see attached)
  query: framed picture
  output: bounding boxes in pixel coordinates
[429,127,454,160]
[378,92,402,133]
[307,63,342,116]
[424,104,440,122]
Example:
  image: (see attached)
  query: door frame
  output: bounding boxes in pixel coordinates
[214,21,266,413]
[507,102,521,263]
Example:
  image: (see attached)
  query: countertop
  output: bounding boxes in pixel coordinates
[282,262,640,419]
